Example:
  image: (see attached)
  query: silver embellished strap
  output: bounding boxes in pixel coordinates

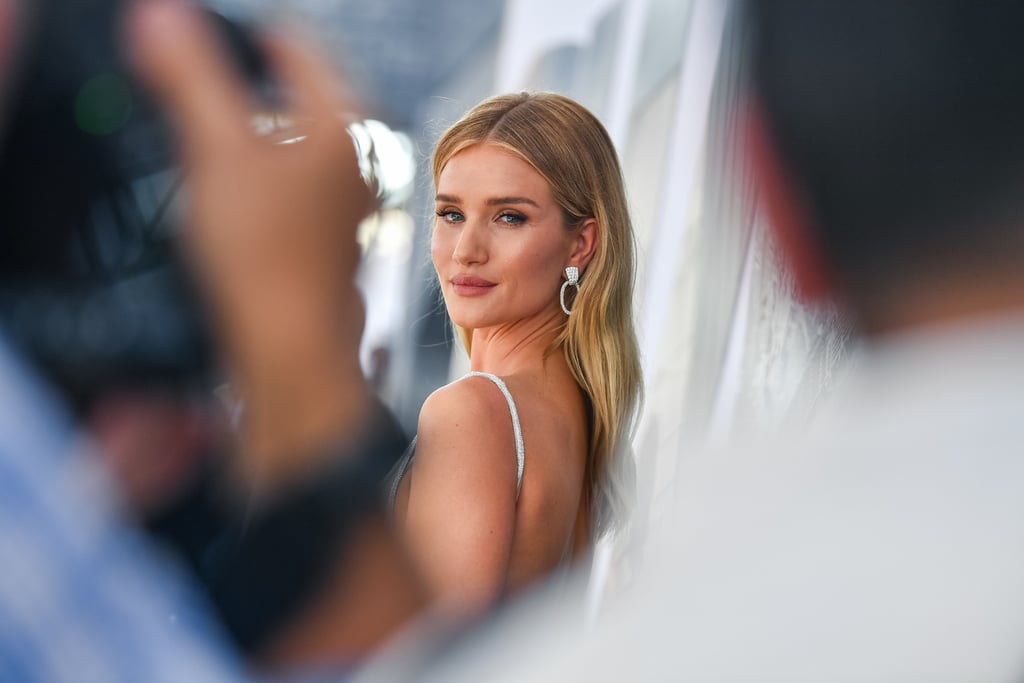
[467,371,525,499]
[385,437,416,511]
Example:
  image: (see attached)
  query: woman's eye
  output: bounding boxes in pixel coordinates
[436,209,464,223]
[498,212,526,226]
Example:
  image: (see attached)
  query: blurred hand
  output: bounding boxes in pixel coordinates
[126,0,375,490]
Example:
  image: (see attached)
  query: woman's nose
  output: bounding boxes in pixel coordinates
[452,220,488,265]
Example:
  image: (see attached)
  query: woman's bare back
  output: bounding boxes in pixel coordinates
[390,362,590,613]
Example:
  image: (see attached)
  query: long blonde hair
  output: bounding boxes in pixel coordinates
[432,92,642,536]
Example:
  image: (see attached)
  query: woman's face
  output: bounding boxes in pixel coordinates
[432,143,575,331]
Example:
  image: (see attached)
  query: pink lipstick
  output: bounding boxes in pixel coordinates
[451,275,496,296]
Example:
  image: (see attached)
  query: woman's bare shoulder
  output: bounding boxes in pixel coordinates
[415,374,518,476]
[401,374,523,611]
[420,373,511,422]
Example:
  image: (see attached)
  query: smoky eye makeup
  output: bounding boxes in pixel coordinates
[435,208,464,223]
[497,211,527,226]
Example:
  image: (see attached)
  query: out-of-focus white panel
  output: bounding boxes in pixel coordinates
[495,0,622,92]
[358,209,415,396]
[636,0,727,388]
[604,0,650,149]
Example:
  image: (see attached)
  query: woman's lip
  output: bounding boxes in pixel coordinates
[450,276,496,296]
[452,275,495,287]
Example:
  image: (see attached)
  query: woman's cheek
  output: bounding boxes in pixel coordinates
[430,228,448,271]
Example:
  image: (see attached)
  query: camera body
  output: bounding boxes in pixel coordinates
[0,0,269,405]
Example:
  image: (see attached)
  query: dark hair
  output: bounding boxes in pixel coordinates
[745,1,1024,308]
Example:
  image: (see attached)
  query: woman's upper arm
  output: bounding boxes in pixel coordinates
[401,378,519,612]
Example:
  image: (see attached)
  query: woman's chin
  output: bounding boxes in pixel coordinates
[444,302,488,330]
[448,314,480,330]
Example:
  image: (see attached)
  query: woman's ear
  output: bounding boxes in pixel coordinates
[568,218,598,273]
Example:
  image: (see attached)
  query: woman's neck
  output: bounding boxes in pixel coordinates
[468,310,565,377]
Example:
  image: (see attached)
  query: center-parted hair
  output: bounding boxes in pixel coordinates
[432,92,642,536]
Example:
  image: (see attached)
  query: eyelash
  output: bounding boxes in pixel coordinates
[497,211,526,226]
[436,209,464,223]
[434,210,528,226]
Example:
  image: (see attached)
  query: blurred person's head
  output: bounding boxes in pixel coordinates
[0,0,22,129]
[745,1,1024,333]
[432,91,641,534]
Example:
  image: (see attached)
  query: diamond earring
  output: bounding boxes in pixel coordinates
[560,266,580,315]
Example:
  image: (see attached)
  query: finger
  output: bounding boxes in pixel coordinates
[262,32,359,133]
[125,0,252,155]
[265,33,376,216]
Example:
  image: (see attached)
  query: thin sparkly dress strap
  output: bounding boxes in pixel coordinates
[385,437,416,511]
[467,371,525,499]
[384,372,526,512]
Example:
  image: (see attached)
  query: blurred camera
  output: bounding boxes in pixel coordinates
[0,0,288,406]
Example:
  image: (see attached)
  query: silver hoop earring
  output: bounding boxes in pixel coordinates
[559,266,580,315]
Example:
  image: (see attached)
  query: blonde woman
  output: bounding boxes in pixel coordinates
[386,92,641,615]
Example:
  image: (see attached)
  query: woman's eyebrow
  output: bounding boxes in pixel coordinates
[486,196,540,208]
[435,194,541,208]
